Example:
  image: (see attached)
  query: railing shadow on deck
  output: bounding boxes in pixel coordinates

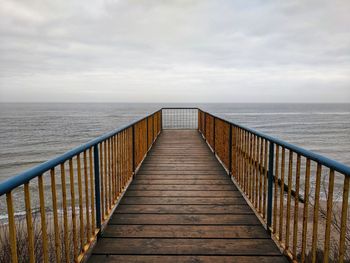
[0,107,349,263]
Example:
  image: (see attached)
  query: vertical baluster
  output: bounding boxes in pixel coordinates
[115,134,120,196]
[119,132,123,190]
[89,148,96,235]
[120,131,124,189]
[256,135,261,207]
[254,135,259,208]
[338,176,349,263]
[103,140,108,216]
[230,125,234,177]
[99,143,104,221]
[108,138,112,210]
[76,154,84,250]
[285,150,293,250]
[124,130,127,185]
[267,141,275,231]
[115,135,118,198]
[123,130,126,187]
[6,191,18,263]
[38,175,49,263]
[245,131,249,193]
[251,134,255,204]
[263,139,268,218]
[249,133,253,199]
[242,128,245,188]
[238,128,242,184]
[121,132,124,193]
[24,183,35,263]
[117,133,120,194]
[60,163,70,262]
[94,144,102,235]
[83,151,90,243]
[250,133,254,202]
[311,163,322,262]
[236,128,240,183]
[69,159,78,260]
[50,168,61,262]
[129,128,132,180]
[125,129,130,181]
[111,137,115,202]
[128,129,131,180]
[254,135,258,205]
[123,130,125,188]
[292,154,301,258]
[244,130,248,193]
[279,147,286,241]
[301,158,311,262]
[323,169,335,263]
[241,130,245,191]
[273,145,280,233]
[110,136,116,204]
[259,137,264,213]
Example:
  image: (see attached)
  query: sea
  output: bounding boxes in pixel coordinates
[0,103,349,216]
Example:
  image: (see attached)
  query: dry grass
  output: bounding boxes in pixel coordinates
[0,210,77,263]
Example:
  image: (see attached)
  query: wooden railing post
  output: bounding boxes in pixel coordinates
[267,142,274,233]
[93,144,101,231]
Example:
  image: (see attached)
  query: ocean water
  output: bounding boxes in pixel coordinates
[0,103,349,184]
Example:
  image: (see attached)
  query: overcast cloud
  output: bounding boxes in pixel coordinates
[0,0,349,102]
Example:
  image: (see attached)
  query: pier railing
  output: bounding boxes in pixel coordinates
[0,110,161,263]
[1,107,349,263]
[198,109,350,263]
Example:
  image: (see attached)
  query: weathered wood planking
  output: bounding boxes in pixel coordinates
[88,130,287,263]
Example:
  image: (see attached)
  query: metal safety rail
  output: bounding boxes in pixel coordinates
[198,109,350,263]
[0,110,161,263]
[161,108,198,129]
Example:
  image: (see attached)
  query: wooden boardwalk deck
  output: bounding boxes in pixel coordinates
[88,130,287,263]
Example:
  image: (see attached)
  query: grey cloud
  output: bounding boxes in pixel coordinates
[0,0,349,102]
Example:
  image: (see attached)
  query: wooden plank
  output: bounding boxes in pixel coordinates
[141,164,223,167]
[124,190,242,197]
[89,255,288,263]
[128,184,237,191]
[115,204,253,214]
[92,238,281,255]
[102,225,269,238]
[110,214,261,225]
[137,170,227,175]
[139,167,224,171]
[121,197,246,205]
[134,175,228,180]
[132,180,232,185]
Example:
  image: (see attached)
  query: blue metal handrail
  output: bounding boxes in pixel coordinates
[200,109,350,177]
[0,110,160,196]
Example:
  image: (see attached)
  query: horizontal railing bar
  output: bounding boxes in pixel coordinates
[0,110,160,196]
[200,109,350,177]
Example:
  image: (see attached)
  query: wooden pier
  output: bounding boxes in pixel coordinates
[88,130,287,262]
[2,108,349,262]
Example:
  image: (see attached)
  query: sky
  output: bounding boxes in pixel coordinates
[0,0,349,103]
